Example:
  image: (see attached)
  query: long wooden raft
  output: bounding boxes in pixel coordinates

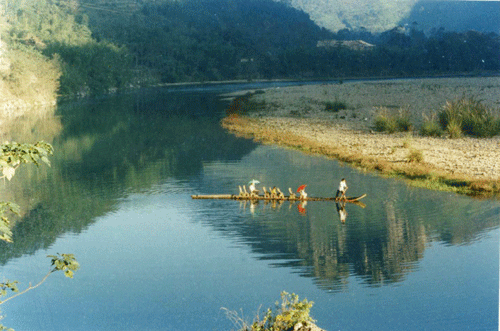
[191,193,366,202]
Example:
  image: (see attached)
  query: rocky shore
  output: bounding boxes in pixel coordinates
[222,77,500,197]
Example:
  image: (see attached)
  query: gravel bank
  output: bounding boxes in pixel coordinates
[222,77,500,195]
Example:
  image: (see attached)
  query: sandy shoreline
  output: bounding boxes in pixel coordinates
[222,77,500,196]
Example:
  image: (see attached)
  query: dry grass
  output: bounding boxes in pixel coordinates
[439,96,500,138]
[406,149,424,163]
[221,115,500,198]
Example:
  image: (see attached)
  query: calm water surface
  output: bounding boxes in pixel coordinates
[0,83,498,331]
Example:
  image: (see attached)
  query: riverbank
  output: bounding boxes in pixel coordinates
[221,77,500,197]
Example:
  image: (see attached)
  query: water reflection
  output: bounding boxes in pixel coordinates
[199,148,499,292]
[336,201,347,223]
[0,87,258,264]
[238,198,351,217]
[0,86,498,297]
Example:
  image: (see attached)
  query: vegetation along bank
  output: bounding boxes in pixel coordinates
[1,0,499,115]
[222,77,500,197]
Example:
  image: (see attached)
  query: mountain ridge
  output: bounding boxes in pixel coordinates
[0,0,498,109]
[276,0,500,34]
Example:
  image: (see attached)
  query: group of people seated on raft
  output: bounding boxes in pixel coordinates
[238,178,348,201]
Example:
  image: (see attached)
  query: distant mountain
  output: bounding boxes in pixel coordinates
[275,0,419,32]
[276,0,499,34]
[72,0,500,82]
[399,1,500,35]
[3,0,497,97]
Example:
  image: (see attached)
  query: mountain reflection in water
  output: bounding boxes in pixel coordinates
[197,145,499,292]
[0,84,498,331]
[0,87,257,264]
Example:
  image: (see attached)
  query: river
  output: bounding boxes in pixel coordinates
[0,83,498,330]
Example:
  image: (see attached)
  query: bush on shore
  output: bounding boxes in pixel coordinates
[224,291,318,331]
[2,45,61,105]
[438,96,500,138]
[407,148,424,163]
[325,100,347,112]
[374,107,412,133]
[420,114,443,137]
[374,97,500,138]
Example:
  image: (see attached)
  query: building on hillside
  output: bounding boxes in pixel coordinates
[316,39,375,51]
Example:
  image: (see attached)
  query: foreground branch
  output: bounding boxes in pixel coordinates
[0,270,55,305]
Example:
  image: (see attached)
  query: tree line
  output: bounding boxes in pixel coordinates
[85,0,499,82]
[2,0,499,97]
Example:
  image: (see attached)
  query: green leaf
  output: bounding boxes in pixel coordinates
[2,166,15,181]
[0,323,15,331]
[47,253,80,276]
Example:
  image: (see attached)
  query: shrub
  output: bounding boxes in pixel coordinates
[3,46,61,102]
[325,100,347,112]
[420,118,442,137]
[407,149,424,163]
[373,107,413,133]
[374,115,396,133]
[402,134,412,148]
[226,94,267,116]
[395,108,413,132]
[224,291,316,331]
[438,96,500,137]
[446,119,463,139]
[374,107,395,132]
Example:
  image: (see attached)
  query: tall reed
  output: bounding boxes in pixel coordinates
[374,107,413,133]
[438,96,500,138]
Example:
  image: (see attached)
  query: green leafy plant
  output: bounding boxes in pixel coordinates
[0,255,79,330]
[0,141,53,242]
[47,253,80,279]
[0,141,53,180]
[0,254,80,305]
[0,203,19,243]
[224,291,316,331]
[0,142,79,330]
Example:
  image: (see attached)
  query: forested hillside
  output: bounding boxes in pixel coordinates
[0,4,61,111]
[83,0,333,82]
[0,0,499,103]
[81,0,500,82]
[0,0,129,103]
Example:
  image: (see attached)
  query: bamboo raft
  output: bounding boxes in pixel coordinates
[191,193,366,203]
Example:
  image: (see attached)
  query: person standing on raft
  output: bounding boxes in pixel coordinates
[335,178,348,199]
